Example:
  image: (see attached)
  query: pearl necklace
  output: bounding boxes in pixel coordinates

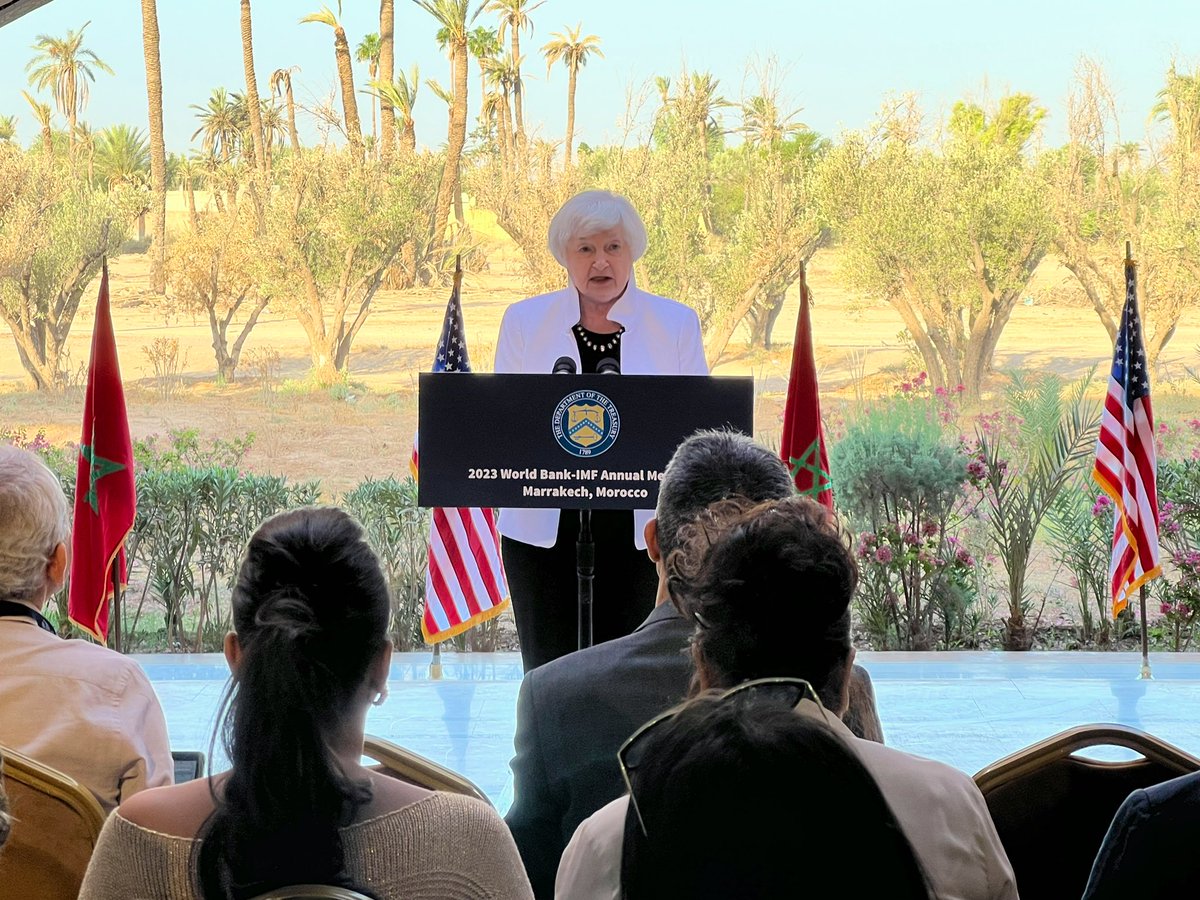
[574,324,626,353]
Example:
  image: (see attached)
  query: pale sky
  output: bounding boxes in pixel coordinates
[0,0,1196,155]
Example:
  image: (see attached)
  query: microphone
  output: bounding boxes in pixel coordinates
[552,356,577,375]
[596,358,620,375]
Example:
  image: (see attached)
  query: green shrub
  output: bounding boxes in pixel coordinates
[831,387,978,649]
[341,476,429,651]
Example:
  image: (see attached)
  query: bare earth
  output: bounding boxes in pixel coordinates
[2,209,1197,634]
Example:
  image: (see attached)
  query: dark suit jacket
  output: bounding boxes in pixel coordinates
[1082,769,1200,900]
[504,602,693,898]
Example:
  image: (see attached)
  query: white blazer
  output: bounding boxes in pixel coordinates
[494,279,709,549]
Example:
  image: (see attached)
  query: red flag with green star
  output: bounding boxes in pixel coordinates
[69,262,135,643]
[780,262,833,509]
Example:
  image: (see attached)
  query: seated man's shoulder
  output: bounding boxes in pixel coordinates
[855,739,980,798]
[37,637,155,694]
[1142,769,1200,811]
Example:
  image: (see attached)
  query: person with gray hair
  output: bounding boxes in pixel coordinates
[494,189,709,671]
[0,444,172,813]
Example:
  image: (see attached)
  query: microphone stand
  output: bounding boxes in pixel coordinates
[552,354,596,651]
[577,356,619,649]
[577,509,594,650]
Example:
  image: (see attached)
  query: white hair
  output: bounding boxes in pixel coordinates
[547,190,649,267]
[0,445,70,603]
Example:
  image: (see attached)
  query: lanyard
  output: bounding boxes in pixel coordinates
[0,600,57,635]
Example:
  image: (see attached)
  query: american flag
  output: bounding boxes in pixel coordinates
[1092,257,1162,616]
[412,263,509,642]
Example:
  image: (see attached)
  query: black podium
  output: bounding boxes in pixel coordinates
[418,373,754,648]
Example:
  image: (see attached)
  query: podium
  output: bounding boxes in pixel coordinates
[418,373,753,509]
[418,372,754,648]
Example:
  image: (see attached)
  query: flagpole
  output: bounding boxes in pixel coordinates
[1125,241,1152,680]
[430,641,443,680]
[1139,585,1152,679]
[111,566,122,653]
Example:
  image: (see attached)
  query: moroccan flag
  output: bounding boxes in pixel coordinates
[414,261,509,643]
[69,262,136,643]
[1092,256,1161,616]
[780,262,833,509]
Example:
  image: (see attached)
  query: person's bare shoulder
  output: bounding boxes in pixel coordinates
[117,776,220,838]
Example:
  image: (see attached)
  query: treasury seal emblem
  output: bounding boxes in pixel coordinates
[553,390,620,457]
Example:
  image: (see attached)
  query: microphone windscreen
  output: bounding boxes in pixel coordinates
[552,356,577,375]
[596,357,620,375]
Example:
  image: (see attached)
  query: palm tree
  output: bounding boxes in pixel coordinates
[175,155,202,227]
[468,26,501,119]
[738,94,805,148]
[21,90,54,156]
[355,32,382,155]
[1152,62,1200,161]
[300,3,363,157]
[192,88,243,162]
[0,115,16,143]
[239,0,268,176]
[541,24,602,169]
[141,0,168,291]
[74,120,97,184]
[25,21,113,157]
[95,124,150,189]
[483,0,542,150]
[367,66,419,153]
[270,67,302,153]
[482,52,519,160]
[479,87,508,164]
[413,0,478,242]
[379,0,396,162]
[259,101,288,152]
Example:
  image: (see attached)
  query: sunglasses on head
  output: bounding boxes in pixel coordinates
[618,676,827,837]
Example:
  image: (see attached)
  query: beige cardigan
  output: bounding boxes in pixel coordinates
[79,792,534,900]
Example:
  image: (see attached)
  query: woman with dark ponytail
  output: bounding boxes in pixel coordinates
[81,508,533,899]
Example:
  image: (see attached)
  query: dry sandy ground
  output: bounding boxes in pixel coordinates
[2,207,1197,633]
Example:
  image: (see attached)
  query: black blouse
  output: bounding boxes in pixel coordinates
[572,323,626,374]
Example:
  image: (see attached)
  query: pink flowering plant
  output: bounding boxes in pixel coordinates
[1155,461,1200,651]
[832,386,984,649]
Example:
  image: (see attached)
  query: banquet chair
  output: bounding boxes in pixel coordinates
[363,735,491,805]
[974,724,1200,900]
[0,743,106,899]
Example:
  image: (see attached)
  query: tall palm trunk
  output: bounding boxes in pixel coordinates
[510,31,525,153]
[184,179,197,228]
[285,81,301,153]
[401,118,416,154]
[141,0,167,292]
[240,0,268,177]
[501,89,515,163]
[379,0,396,163]
[333,24,364,157]
[564,63,577,169]
[433,41,468,242]
[66,68,78,157]
[368,62,378,155]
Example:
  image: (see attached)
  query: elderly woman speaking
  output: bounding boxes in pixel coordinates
[494,189,708,671]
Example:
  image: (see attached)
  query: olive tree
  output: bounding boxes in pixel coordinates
[1047,59,1194,368]
[257,148,438,383]
[166,205,268,382]
[827,95,1052,402]
[0,145,137,390]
